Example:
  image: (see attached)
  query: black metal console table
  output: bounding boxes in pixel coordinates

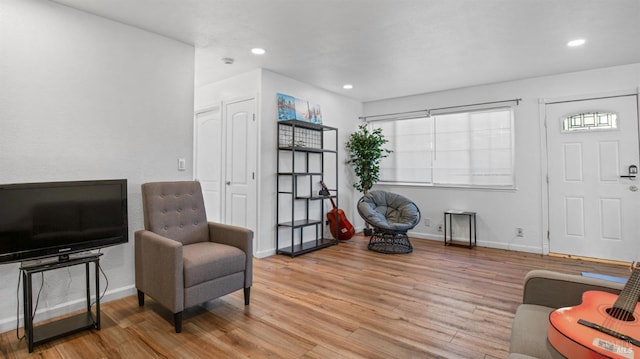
[20,253,102,352]
[444,210,477,248]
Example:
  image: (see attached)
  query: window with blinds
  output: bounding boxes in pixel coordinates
[372,107,515,188]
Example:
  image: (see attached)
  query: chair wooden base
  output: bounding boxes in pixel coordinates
[137,288,250,333]
[174,312,183,333]
[137,290,183,333]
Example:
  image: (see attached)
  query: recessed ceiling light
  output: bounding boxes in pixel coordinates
[343,84,353,90]
[567,38,586,47]
[251,48,266,55]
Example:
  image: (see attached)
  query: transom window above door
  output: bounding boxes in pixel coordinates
[561,111,618,132]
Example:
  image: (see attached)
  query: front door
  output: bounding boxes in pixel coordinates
[546,94,640,262]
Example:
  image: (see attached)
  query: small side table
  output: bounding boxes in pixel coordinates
[20,254,102,352]
[444,210,477,248]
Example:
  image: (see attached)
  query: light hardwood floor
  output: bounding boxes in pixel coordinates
[0,235,631,358]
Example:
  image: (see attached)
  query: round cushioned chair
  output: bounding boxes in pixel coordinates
[357,190,421,254]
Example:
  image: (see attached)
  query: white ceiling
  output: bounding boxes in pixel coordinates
[51,0,640,102]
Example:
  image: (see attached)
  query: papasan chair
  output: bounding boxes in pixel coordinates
[357,190,421,254]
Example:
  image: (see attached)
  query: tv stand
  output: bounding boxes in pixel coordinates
[20,253,102,352]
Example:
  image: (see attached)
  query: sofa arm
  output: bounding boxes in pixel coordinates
[134,230,184,312]
[522,269,625,308]
[208,222,253,287]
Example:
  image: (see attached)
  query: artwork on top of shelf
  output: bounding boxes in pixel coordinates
[277,93,322,124]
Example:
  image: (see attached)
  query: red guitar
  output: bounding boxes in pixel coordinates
[319,181,355,240]
[548,263,640,358]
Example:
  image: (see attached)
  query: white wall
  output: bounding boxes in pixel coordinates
[0,0,195,333]
[260,70,363,257]
[363,63,640,253]
[195,64,640,258]
[194,69,261,110]
[196,67,363,257]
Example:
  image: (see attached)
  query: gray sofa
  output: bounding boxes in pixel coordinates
[508,269,626,359]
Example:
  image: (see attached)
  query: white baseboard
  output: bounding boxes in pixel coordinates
[255,248,276,258]
[408,231,543,254]
[485,241,544,254]
[257,229,543,261]
[0,285,136,334]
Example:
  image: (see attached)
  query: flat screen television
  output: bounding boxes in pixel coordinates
[0,179,128,264]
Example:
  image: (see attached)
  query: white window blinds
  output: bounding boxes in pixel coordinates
[376,117,433,184]
[373,106,514,188]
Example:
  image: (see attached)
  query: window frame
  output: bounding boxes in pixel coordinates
[371,105,516,190]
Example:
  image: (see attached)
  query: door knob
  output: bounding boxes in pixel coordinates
[620,165,637,179]
[226,181,231,185]
[630,185,638,192]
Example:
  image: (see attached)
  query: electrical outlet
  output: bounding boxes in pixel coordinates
[516,227,524,237]
[424,218,431,226]
[437,224,443,232]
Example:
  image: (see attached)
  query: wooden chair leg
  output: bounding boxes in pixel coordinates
[174,312,183,333]
[244,287,251,305]
[137,290,144,306]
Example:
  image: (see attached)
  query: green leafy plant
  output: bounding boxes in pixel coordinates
[345,124,392,195]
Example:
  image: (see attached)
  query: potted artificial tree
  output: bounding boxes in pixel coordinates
[345,124,391,236]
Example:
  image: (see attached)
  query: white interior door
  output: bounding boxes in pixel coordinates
[224,99,257,231]
[546,94,640,262]
[194,106,223,222]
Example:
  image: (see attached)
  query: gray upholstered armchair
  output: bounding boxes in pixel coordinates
[135,181,253,333]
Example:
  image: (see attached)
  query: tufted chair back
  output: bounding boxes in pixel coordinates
[141,181,209,245]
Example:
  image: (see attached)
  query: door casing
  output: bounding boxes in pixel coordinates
[194,96,258,249]
[539,89,640,260]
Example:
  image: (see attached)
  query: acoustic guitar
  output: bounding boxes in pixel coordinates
[548,263,640,358]
[319,181,355,240]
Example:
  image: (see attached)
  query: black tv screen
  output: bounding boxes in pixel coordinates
[0,179,128,263]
